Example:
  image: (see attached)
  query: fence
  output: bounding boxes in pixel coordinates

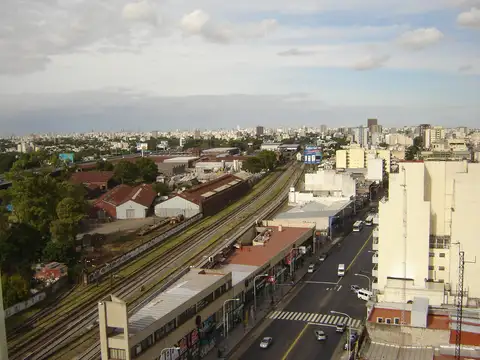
[86,213,203,284]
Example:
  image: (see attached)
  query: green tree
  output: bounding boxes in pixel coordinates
[152,182,171,196]
[413,136,423,149]
[50,197,86,243]
[136,157,158,183]
[114,160,138,184]
[96,160,114,171]
[42,238,77,265]
[4,172,60,234]
[405,146,418,160]
[0,153,18,173]
[242,157,264,173]
[257,150,278,171]
[1,273,30,308]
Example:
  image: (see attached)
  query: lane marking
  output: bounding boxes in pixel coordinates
[308,322,337,328]
[337,285,342,291]
[303,281,338,285]
[346,232,373,272]
[281,323,309,360]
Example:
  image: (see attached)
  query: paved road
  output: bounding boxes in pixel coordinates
[237,225,374,360]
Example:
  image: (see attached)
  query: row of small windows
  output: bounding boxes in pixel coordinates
[377,317,400,325]
[428,266,446,271]
[429,252,446,257]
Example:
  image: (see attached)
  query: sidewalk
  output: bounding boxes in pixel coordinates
[203,238,341,360]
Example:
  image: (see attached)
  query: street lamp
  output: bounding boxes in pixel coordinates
[355,273,372,293]
[160,347,180,359]
[331,310,352,359]
[223,298,240,339]
[253,274,268,313]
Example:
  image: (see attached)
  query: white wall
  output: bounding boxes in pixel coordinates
[116,201,148,219]
[155,196,200,218]
[449,163,480,299]
[367,158,383,181]
[336,150,347,169]
[0,272,8,360]
[377,163,431,291]
[304,170,356,197]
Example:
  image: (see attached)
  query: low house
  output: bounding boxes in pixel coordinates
[34,262,68,281]
[93,184,157,219]
[70,171,114,191]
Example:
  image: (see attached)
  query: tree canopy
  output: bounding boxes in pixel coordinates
[136,157,158,183]
[114,160,138,184]
[242,151,279,173]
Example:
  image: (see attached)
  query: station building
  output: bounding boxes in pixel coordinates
[98,223,314,360]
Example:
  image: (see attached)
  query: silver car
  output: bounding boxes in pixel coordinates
[260,337,273,349]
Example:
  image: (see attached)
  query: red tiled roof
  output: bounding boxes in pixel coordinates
[70,171,114,184]
[226,226,312,267]
[124,184,156,207]
[95,184,133,206]
[197,156,250,162]
[178,174,243,205]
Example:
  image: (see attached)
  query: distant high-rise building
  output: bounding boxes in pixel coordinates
[370,125,382,134]
[424,126,445,149]
[193,129,201,139]
[0,272,8,360]
[367,118,378,131]
[256,126,264,137]
[354,125,369,147]
[320,124,327,133]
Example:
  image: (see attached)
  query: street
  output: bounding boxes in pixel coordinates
[236,225,374,360]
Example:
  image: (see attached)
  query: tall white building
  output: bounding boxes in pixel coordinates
[374,161,480,306]
[335,147,391,173]
[0,273,8,360]
[423,126,445,149]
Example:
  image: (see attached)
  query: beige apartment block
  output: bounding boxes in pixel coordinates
[374,160,480,306]
[335,147,391,173]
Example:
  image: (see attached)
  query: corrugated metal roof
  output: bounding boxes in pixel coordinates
[128,269,227,334]
[364,342,434,360]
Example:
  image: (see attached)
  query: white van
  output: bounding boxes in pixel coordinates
[357,288,373,301]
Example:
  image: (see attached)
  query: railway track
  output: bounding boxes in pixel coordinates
[9,163,302,360]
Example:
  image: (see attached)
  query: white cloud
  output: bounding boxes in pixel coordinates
[122,0,159,25]
[457,7,480,28]
[458,64,474,72]
[277,48,317,56]
[396,28,444,50]
[353,54,390,70]
[180,9,277,43]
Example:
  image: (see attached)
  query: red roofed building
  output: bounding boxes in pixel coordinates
[154,174,250,218]
[70,171,114,191]
[93,184,157,219]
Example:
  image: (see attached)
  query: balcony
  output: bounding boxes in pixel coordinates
[372,265,378,278]
[372,239,378,251]
[429,235,451,249]
[372,254,378,264]
[373,227,379,239]
[372,279,379,290]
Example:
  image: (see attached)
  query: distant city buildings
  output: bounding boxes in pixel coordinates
[335,145,392,174]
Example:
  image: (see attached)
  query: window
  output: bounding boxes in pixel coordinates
[428,266,434,270]
[109,349,126,360]
[377,317,383,323]
[178,304,196,327]
[215,284,227,299]
[394,318,400,325]
[197,292,214,312]
[154,319,176,341]
[438,266,445,271]
[439,253,446,258]
[429,252,435,257]
[385,318,392,324]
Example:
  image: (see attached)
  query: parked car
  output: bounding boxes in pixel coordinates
[319,253,328,262]
[260,337,273,349]
[336,323,346,333]
[308,264,315,273]
[314,330,328,341]
[344,332,358,350]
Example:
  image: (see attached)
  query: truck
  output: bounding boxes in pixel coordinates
[338,264,345,277]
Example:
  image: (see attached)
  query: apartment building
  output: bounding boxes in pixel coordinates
[335,147,391,173]
[374,160,480,307]
[0,272,8,360]
[423,126,446,149]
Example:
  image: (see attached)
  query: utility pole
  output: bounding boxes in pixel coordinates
[455,251,465,360]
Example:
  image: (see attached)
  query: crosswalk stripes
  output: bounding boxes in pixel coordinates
[268,310,362,328]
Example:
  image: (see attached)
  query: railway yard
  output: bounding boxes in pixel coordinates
[7,162,304,360]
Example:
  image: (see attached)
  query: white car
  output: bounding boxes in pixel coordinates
[350,285,360,293]
[260,337,273,349]
[314,330,327,341]
[308,264,315,273]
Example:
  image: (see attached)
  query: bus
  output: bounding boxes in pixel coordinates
[353,220,363,232]
[365,215,374,226]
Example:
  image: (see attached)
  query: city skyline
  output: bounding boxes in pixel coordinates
[0,0,479,134]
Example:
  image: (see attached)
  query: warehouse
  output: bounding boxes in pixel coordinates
[154,174,249,218]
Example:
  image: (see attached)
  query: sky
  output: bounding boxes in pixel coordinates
[0,0,479,134]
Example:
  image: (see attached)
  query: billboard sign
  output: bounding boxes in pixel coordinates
[136,142,148,151]
[59,153,74,163]
[304,146,322,164]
